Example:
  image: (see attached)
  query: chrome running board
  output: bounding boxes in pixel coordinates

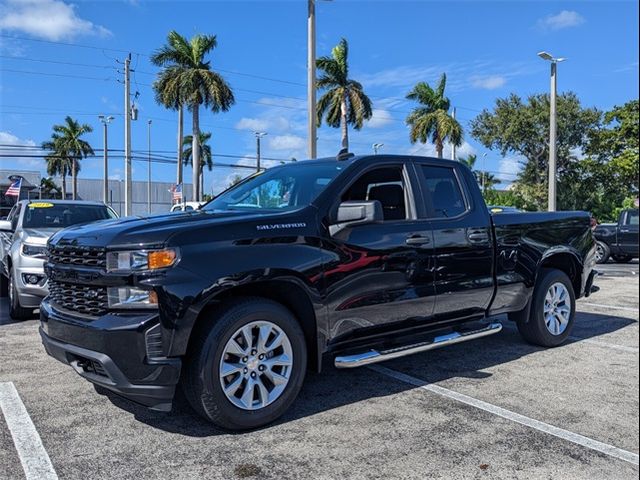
[334,322,503,369]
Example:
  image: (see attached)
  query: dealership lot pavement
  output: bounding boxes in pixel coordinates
[1,266,638,479]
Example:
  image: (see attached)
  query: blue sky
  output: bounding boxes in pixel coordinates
[1,0,638,194]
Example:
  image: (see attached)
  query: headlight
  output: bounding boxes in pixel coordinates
[107,287,158,309]
[106,248,178,273]
[22,244,47,258]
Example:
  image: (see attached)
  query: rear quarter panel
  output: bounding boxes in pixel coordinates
[489,211,594,315]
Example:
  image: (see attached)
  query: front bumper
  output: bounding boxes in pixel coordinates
[39,299,181,411]
[14,265,48,308]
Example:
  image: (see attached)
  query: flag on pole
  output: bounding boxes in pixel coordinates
[171,183,183,202]
[4,178,22,197]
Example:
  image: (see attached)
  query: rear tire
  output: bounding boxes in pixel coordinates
[516,268,576,348]
[182,297,307,430]
[8,269,33,320]
[595,241,610,264]
[612,255,632,264]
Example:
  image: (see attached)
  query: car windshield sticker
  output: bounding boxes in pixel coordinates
[28,202,54,208]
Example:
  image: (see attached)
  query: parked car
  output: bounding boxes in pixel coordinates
[170,202,204,213]
[40,155,596,430]
[0,200,118,319]
[593,208,639,263]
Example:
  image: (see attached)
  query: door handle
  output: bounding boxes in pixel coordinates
[467,229,489,244]
[405,234,431,246]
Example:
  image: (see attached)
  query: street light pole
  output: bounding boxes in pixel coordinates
[98,115,114,205]
[538,51,565,212]
[147,119,152,214]
[307,0,317,159]
[255,132,267,172]
[372,143,384,155]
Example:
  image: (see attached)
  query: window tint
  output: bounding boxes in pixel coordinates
[22,204,117,228]
[420,166,466,218]
[626,210,639,226]
[342,167,407,221]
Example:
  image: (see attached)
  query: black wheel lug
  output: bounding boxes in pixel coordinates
[259,365,265,371]
[251,372,256,378]
[251,349,257,355]
[242,357,248,363]
[243,367,248,374]
[258,354,265,360]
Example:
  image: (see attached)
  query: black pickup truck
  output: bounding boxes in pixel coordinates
[593,208,639,264]
[40,155,597,430]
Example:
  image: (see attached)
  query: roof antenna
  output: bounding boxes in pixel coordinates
[336,148,354,161]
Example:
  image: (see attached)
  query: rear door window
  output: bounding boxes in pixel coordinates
[419,166,467,218]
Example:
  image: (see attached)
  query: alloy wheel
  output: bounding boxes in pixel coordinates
[543,282,572,335]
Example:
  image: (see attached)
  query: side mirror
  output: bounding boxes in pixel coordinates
[329,200,383,235]
[0,220,12,233]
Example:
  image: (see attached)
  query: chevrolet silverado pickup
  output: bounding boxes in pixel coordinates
[40,154,597,430]
[593,208,639,263]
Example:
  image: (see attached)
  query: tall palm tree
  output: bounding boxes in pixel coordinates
[182,132,213,198]
[316,38,372,151]
[151,46,184,188]
[151,30,234,201]
[459,154,501,191]
[459,153,477,170]
[406,74,462,158]
[42,145,70,199]
[42,117,93,200]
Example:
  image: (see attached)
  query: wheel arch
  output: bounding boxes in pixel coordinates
[184,278,324,373]
[538,249,583,297]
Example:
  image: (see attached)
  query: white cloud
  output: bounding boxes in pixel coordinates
[538,10,585,31]
[268,135,306,151]
[498,157,523,185]
[235,118,270,132]
[0,131,42,169]
[367,109,394,128]
[0,0,111,41]
[470,75,506,90]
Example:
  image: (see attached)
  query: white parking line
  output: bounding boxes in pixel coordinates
[369,365,640,466]
[579,302,638,313]
[0,382,58,480]
[569,336,639,353]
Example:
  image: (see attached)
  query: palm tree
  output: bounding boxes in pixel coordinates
[316,38,372,151]
[42,145,70,199]
[151,30,234,201]
[40,177,61,199]
[405,74,462,158]
[459,153,477,170]
[182,132,213,198]
[459,154,501,191]
[42,117,93,200]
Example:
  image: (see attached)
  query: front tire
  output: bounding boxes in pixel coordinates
[595,241,610,264]
[182,298,307,430]
[516,268,576,347]
[8,269,34,320]
[612,255,632,264]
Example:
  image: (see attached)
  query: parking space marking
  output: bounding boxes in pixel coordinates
[0,382,58,480]
[369,365,640,466]
[568,336,639,353]
[579,302,638,313]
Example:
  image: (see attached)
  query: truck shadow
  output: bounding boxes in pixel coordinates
[101,310,637,437]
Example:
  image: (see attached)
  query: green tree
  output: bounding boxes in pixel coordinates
[470,92,600,210]
[405,74,463,158]
[182,132,212,197]
[42,116,94,200]
[39,177,61,199]
[458,153,500,192]
[151,30,234,202]
[316,38,373,151]
[227,174,244,188]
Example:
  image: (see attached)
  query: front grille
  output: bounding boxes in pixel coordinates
[48,280,108,317]
[47,245,107,268]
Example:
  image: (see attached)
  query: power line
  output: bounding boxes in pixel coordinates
[0,55,117,71]
[1,68,113,82]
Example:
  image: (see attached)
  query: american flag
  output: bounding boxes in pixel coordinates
[4,178,22,197]
[171,183,183,201]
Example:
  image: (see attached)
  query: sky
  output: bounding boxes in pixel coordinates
[0,0,638,194]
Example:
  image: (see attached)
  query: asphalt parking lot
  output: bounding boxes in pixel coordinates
[1,263,638,480]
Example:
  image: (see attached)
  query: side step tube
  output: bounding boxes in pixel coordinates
[334,322,503,369]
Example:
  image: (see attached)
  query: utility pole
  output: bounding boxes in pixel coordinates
[177,105,183,186]
[98,115,114,205]
[147,119,152,214]
[451,107,457,161]
[123,54,132,216]
[255,132,267,172]
[538,51,565,212]
[307,0,317,159]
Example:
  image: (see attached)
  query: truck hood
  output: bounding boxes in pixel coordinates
[21,228,62,245]
[47,209,295,248]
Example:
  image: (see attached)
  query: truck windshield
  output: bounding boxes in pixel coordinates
[22,203,117,228]
[203,163,344,213]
